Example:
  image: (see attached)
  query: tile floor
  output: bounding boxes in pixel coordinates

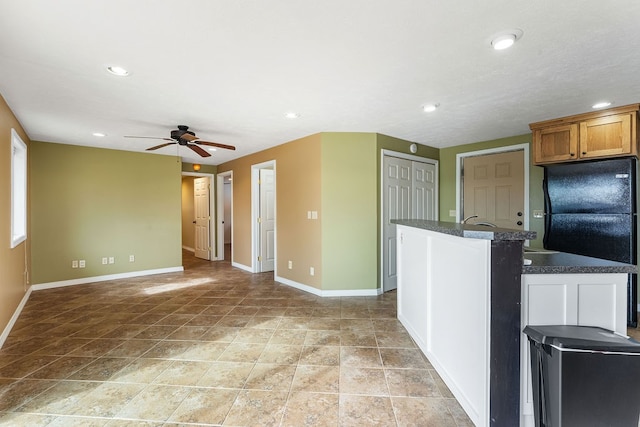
[0,250,473,426]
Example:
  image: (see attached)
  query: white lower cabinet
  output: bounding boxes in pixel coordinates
[520,273,628,427]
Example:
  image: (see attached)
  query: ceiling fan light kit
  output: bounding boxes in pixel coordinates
[124,125,236,158]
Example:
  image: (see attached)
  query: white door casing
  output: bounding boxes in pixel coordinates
[382,151,438,292]
[216,171,233,262]
[194,176,210,260]
[259,168,275,272]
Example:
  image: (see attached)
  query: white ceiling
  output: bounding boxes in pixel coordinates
[1,0,639,165]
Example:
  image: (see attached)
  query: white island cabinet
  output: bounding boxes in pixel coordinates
[394,220,635,427]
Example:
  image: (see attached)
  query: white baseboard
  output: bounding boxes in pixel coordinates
[0,286,32,349]
[637,303,640,312]
[182,246,195,252]
[232,262,253,273]
[32,266,184,291]
[275,275,381,297]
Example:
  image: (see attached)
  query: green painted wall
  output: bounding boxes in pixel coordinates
[439,133,546,248]
[321,133,378,291]
[31,142,182,284]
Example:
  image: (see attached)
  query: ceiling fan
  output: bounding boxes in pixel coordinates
[125,125,236,157]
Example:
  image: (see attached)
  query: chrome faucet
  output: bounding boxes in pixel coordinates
[461,214,478,224]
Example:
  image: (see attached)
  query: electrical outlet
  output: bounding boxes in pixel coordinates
[311,211,318,220]
[72,260,78,268]
[307,211,312,219]
[79,260,86,268]
[129,255,135,262]
[533,210,544,218]
[102,257,108,265]
[449,210,457,217]
[310,267,315,276]
[108,257,115,264]
[288,260,293,269]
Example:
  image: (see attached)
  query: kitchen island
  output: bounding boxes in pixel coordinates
[393,220,635,427]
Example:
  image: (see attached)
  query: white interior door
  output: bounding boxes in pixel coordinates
[463,150,525,229]
[383,156,412,292]
[259,169,275,272]
[194,177,210,259]
[413,161,437,220]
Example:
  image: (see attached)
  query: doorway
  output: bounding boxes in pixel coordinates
[381,150,438,292]
[456,144,529,229]
[181,172,215,260]
[252,161,276,273]
[216,171,233,261]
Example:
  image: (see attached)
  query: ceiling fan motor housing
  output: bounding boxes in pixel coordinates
[171,126,196,144]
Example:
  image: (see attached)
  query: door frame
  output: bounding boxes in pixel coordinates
[380,149,439,292]
[216,170,233,261]
[182,171,215,260]
[455,143,530,229]
[251,160,277,274]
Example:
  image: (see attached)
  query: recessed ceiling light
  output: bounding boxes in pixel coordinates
[285,112,300,119]
[592,101,612,109]
[490,29,523,50]
[92,132,106,137]
[208,148,217,152]
[106,65,129,76]
[423,103,439,113]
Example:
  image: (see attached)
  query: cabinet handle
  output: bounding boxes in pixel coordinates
[570,153,575,156]
[517,221,523,226]
[582,152,587,155]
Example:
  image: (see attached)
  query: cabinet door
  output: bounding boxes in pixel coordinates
[533,123,578,164]
[579,112,634,159]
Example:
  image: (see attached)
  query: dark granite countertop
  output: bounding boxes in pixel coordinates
[522,251,637,274]
[392,219,536,241]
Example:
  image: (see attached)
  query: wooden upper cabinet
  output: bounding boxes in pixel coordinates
[530,104,638,165]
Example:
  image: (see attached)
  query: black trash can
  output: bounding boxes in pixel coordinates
[523,325,640,427]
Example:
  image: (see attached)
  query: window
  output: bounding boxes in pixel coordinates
[10,128,27,248]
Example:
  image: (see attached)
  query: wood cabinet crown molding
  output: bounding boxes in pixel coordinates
[530,103,639,165]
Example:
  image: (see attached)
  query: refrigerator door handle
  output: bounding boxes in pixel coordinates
[543,177,551,248]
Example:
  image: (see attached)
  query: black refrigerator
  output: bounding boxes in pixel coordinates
[544,157,638,327]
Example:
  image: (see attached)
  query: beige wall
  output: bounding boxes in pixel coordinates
[181,176,195,250]
[218,134,323,288]
[0,94,31,338]
[31,142,183,284]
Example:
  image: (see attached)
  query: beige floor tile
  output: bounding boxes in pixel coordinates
[142,341,195,359]
[444,398,475,426]
[70,382,146,417]
[385,368,440,397]
[0,355,59,379]
[167,387,238,425]
[304,330,341,346]
[199,326,241,342]
[133,325,179,340]
[105,339,159,358]
[16,380,100,415]
[338,394,396,427]
[246,316,282,329]
[223,389,288,426]
[0,379,56,412]
[257,344,302,365]
[68,357,134,381]
[0,412,57,427]
[70,339,126,357]
[340,347,382,368]
[197,361,253,388]
[116,384,191,421]
[306,318,342,331]
[340,331,377,347]
[375,330,416,348]
[299,346,340,366]
[47,416,108,426]
[232,327,275,344]
[379,348,430,369]
[26,356,95,380]
[340,319,374,331]
[291,365,340,393]
[165,325,209,340]
[152,360,212,386]
[269,329,307,345]
[282,391,339,427]
[340,367,388,396]
[176,340,228,361]
[218,342,266,363]
[391,396,458,427]
[113,358,174,384]
[430,369,454,398]
[244,363,296,391]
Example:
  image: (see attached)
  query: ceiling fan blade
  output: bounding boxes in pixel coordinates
[195,140,237,151]
[146,142,176,151]
[180,133,198,142]
[125,136,173,141]
[187,144,212,157]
